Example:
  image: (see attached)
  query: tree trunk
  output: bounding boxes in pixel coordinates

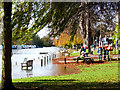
[79,10,91,52]
[118,2,120,30]
[118,2,120,56]
[1,2,14,89]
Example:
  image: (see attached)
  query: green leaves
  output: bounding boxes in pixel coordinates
[12,2,51,44]
[112,23,120,45]
[9,2,119,45]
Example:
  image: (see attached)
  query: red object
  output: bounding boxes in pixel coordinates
[81,47,84,49]
[104,46,108,50]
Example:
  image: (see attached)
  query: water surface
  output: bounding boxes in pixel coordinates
[0,47,77,80]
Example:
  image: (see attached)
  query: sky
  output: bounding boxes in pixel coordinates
[37,27,50,38]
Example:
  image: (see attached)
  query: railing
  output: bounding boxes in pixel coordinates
[38,52,52,67]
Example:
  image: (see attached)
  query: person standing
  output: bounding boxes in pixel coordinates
[108,44,113,61]
[102,45,106,60]
[104,44,108,60]
[98,46,102,61]
[106,45,109,61]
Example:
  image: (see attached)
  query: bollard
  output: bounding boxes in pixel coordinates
[77,58,78,63]
[64,58,67,64]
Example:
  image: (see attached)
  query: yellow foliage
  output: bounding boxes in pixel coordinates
[72,34,83,45]
[53,28,83,47]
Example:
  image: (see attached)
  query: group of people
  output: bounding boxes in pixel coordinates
[80,44,113,61]
[98,44,113,61]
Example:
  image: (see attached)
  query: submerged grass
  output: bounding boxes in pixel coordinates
[13,61,119,89]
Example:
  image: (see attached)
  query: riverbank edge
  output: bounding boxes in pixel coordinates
[11,60,119,89]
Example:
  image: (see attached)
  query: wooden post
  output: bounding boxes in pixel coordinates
[47,55,49,64]
[77,58,78,63]
[41,59,43,67]
[64,58,67,64]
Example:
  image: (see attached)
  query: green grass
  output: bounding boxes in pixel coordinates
[93,50,98,55]
[113,49,119,54]
[93,49,119,55]
[13,61,119,89]
[70,49,119,57]
[70,52,80,57]
[70,49,76,53]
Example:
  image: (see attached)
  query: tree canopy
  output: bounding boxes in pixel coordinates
[0,2,119,46]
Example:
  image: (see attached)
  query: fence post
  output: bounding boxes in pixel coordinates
[64,58,67,64]
[77,58,78,63]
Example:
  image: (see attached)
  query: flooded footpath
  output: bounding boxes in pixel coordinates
[0,47,79,80]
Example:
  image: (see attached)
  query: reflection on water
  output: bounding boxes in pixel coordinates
[0,47,77,80]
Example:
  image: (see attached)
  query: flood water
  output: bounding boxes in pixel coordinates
[0,47,77,80]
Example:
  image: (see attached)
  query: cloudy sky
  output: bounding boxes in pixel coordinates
[37,27,50,38]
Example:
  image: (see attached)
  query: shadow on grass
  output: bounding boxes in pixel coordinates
[13,79,120,90]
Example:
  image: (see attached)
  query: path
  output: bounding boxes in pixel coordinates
[53,53,120,64]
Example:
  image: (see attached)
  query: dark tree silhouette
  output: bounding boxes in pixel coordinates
[1,2,15,89]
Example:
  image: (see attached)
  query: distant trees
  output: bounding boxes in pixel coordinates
[57,28,71,47]
[72,30,83,46]
[52,28,83,48]
[31,35,53,47]
[42,36,53,47]
[31,35,43,47]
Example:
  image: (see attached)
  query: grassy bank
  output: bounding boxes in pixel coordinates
[13,61,119,89]
[70,52,80,57]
